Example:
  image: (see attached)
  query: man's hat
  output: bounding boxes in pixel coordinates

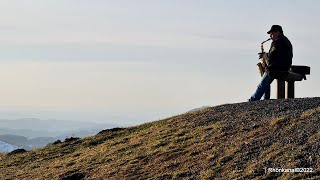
[267,25,283,34]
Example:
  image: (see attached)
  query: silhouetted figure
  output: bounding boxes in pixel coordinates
[249,25,293,101]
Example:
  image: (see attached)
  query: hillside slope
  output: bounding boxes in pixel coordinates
[0,97,319,179]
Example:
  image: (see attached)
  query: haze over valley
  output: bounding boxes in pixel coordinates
[0,118,117,150]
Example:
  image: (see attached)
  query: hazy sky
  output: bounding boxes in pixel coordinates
[0,0,319,125]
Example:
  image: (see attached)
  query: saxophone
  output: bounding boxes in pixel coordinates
[257,38,271,76]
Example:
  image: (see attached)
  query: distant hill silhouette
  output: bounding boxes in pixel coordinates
[0,118,116,138]
[0,134,56,150]
[0,119,118,149]
[0,141,18,153]
[0,97,319,179]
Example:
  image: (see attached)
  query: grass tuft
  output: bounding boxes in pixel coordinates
[270,115,289,126]
[301,107,320,118]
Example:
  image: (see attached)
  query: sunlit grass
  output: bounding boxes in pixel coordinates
[0,98,319,179]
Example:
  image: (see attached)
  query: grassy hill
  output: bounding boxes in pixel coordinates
[0,97,319,179]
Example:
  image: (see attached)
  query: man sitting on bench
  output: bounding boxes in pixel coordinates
[249,25,293,101]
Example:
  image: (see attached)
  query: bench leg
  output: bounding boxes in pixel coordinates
[277,79,285,99]
[286,81,295,98]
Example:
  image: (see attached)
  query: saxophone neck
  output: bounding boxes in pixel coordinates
[261,38,271,45]
[260,38,271,53]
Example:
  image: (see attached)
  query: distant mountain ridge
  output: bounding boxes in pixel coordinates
[0,140,18,153]
[0,118,116,137]
[0,134,55,150]
[0,119,118,150]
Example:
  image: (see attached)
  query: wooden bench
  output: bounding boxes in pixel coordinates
[276,65,310,99]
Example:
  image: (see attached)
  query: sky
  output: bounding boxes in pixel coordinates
[0,0,319,125]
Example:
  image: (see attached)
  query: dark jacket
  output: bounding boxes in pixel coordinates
[267,34,293,79]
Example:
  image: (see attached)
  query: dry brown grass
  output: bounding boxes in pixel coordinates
[0,153,5,160]
[0,97,319,179]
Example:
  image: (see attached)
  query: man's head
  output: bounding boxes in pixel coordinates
[267,25,283,40]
